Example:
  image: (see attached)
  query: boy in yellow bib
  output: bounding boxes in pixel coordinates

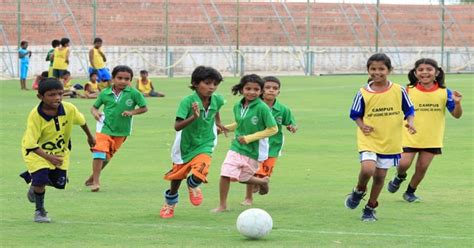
[51,38,70,79]
[387,58,463,202]
[136,70,165,97]
[88,37,111,83]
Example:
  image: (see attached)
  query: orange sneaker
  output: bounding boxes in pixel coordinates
[159,204,175,218]
[188,187,203,206]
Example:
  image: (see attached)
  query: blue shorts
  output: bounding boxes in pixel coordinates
[20,63,29,80]
[89,67,111,82]
[19,168,68,189]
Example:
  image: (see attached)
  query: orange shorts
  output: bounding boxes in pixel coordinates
[164,154,211,183]
[92,133,127,160]
[255,157,278,178]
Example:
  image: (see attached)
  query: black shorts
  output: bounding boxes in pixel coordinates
[53,69,67,79]
[19,168,68,189]
[403,147,442,155]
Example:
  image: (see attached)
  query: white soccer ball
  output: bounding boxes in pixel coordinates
[236,208,273,239]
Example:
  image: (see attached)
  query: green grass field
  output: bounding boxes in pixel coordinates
[1,74,473,247]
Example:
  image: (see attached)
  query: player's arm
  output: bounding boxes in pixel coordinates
[240,126,278,144]
[32,148,63,167]
[122,106,147,117]
[23,115,63,166]
[350,91,373,135]
[174,102,199,131]
[81,123,96,147]
[99,49,106,62]
[89,49,95,68]
[65,49,70,64]
[18,50,25,58]
[91,106,102,121]
[401,87,416,134]
[284,107,298,133]
[447,89,463,119]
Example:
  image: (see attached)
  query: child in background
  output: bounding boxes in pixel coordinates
[32,71,49,90]
[19,78,95,222]
[345,53,416,221]
[84,65,147,192]
[387,58,463,202]
[51,38,70,79]
[213,74,277,213]
[18,40,32,90]
[136,70,165,97]
[88,37,111,84]
[60,71,82,98]
[84,72,100,99]
[241,76,297,206]
[46,39,60,77]
[160,66,224,218]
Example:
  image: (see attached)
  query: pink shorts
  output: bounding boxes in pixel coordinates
[220,150,259,182]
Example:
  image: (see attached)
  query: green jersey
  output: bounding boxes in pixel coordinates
[93,86,147,136]
[171,92,225,164]
[46,48,54,67]
[268,99,296,157]
[230,97,277,161]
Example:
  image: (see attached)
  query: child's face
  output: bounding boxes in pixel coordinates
[21,43,28,49]
[140,73,148,79]
[262,81,280,101]
[242,82,261,102]
[195,79,219,98]
[62,74,71,81]
[368,61,390,84]
[39,89,63,109]
[94,42,102,48]
[91,74,98,82]
[113,71,132,90]
[415,63,437,85]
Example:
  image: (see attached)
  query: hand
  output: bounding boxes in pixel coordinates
[47,154,63,167]
[452,91,462,104]
[28,51,32,57]
[122,111,133,117]
[405,123,416,135]
[237,136,247,144]
[359,124,374,136]
[286,125,298,133]
[192,102,200,118]
[93,112,102,121]
[216,124,229,137]
[87,136,96,148]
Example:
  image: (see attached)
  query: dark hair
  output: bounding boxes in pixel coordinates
[38,78,63,95]
[263,76,281,88]
[51,39,60,48]
[366,53,393,83]
[231,74,264,95]
[407,58,445,88]
[93,37,103,44]
[89,71,98,78]
[140,70,148,74]
[60,38,70,46]
[40,71,49,78]
[20,40,28,46]
[112,65,134,80]
[62,70,71,77]
[190,66,223,90]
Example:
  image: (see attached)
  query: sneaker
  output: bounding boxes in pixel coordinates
[361,205,377,222]
[387,176,406,193]
[403,192,421,203]
[188,187,203,206]
[27,186,35,203]
[34,209,51,223]
[159,204,175,218]
[345,189,366,209]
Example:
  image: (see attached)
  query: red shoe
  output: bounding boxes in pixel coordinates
[159,204,175,218]
[188,187,203,206]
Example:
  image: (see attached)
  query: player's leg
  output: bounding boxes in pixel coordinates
[30,168,51,223]
[212,176,231,212]
[403,151,436,202]
[187,154,212,206]
[241,184,254,206]
[345,152,376,210]
[388,151,416,193]
[84,160,109,186]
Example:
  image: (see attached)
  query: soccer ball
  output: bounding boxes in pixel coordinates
[236,208,273,239]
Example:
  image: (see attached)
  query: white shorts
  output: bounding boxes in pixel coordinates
[220,150,259,182]
[359,151,400,169]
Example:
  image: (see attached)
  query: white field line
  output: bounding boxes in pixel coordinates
[1,218,472,241]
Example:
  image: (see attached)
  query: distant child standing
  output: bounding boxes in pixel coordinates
[51,38,70,79]
[46,39,60,77]
[241,76,297,206]
[345,53,416,221]
[160,66,224,218]
[213,74,277,213]
[19,78,95,222]
[84,71,100,99]
[89,37,111,84]
[387,58,463,202]
[18,40,32,90]
[84,65,147,192]
[136,70,165,97]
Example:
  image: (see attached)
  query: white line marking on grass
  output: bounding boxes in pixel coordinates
[1,219,472,240]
